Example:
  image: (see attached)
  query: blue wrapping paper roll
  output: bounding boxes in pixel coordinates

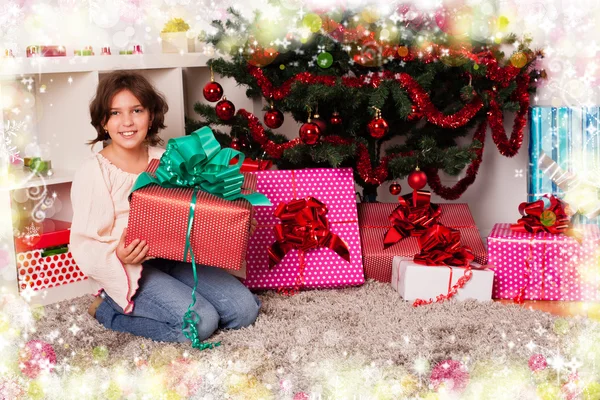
[528,106,600,226]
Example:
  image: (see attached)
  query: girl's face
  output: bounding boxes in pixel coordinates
[104,89,152,151]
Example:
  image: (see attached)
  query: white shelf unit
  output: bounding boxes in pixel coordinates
[0,53,212,76]
[0,53,257,306]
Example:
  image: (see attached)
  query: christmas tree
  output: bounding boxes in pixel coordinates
[187,4,543,201]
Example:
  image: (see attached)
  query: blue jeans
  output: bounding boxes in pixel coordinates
[95,259,260,342]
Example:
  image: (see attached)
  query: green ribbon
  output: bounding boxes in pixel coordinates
[41,245,69,258]
[132,126,271,206]
[30,158,50,174]
[130,126,271,350]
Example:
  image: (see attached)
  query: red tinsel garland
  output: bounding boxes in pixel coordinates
[239,109,301,158]
[425,119,487,200]
[249,66,485,129]
[486,75,530,157]
[398,73,483,128]
[236,54,531,199]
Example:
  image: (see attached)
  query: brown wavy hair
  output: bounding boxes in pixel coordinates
[88,71,168,146]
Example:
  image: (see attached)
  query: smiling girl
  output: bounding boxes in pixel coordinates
[69,71,260,343]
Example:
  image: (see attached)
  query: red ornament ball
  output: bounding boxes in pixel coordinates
[202,81,223,102]
[368,117,389,138]
[528,354,548,372]
[215,99,235,121]
[299,122,321,145]
[264,108,284,129]
[312,115,328,135]
[330,112,342,126]
[230,138,241,150]
[408,169,427,190]
[389,182,402,195]
[19,340,57,378]
[430,359,470,392]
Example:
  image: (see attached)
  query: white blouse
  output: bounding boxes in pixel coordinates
[69,146,165,313]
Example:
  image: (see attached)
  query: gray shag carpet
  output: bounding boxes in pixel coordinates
[26,280,598,399]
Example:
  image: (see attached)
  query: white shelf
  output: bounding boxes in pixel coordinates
[8,168,75,189]
[0,53,211,76]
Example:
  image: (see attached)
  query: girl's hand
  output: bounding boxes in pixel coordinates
[117,228,152,264]
[249,217,258,237]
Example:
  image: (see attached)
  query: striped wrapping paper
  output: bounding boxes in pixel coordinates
[127,159,252,271]
[528,106,600,226]
[357,203,487,283]
[488,223,600,301]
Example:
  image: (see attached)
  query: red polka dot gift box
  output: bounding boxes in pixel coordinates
[357,201,487,283]
[15,219,87,292]
[488,223,600,301]
[127,159,255,272]
[242,168,365,291]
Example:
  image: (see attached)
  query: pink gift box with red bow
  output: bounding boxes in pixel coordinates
[488,223,600,301]
[243,168,365,291]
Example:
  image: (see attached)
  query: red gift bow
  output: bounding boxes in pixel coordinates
[413,224,475,268]
[412,224,477,307]
[268,197,351,269]
[240,158,273,172]
[511,195,570,234]
[383,190,441,249]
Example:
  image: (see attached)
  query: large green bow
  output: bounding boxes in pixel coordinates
[130,126,271,350]
[132,126,270,206]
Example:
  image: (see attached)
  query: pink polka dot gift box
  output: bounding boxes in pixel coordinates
[488,223,600,301]
[243,168,365,291]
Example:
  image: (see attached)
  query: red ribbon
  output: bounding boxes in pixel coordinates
[383,191,441,249]
[510,195,570,234]
[240,159,273,172]
[412,265,474,307]
[413,224,475,268]
[268,197,351,269]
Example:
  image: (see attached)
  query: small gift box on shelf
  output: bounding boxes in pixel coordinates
[243,168,365,292]
[127,127,271,272]
[26,157,52,174]
[160,18,195,53]
[15,219,87,292]
[26,45,66,57]
[488,195,600,301]
[74,46,94,56]
[358,191,487,283]
[118,45,142,55]
[391,225,493,304]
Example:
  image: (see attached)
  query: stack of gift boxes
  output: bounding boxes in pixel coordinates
[487,106,600,302]
[45,108,593,305]
[124,127,488,304]
[15,219,87,292]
